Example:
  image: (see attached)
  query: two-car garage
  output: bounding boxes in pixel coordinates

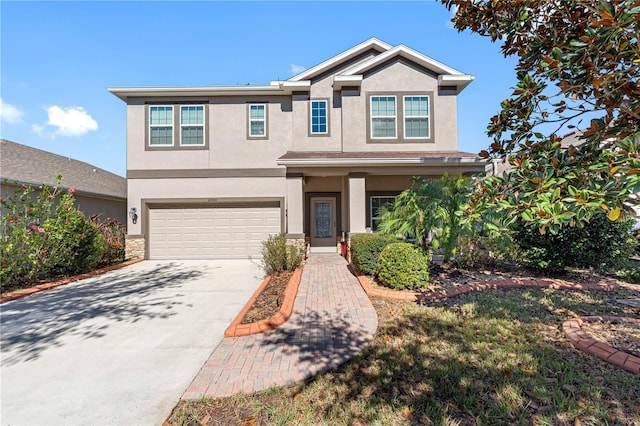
[147,202,282,259]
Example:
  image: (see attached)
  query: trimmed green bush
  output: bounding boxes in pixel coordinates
[514,212,638,273]
[261,233,305,275]
[376,242,431,290]
[350,233,399,275]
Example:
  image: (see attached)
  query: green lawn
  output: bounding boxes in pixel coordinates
[169,284,640,426]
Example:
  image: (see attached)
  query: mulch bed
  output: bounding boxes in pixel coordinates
[240,271,292,324]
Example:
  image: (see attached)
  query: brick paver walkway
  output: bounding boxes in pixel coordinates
[183,254,378,399]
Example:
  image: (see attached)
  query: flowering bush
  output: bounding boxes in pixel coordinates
[1,177,106,290]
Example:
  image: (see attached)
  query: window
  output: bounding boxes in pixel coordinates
[370,96,396,138]
[404,96,429,138]
[249,104,266,137]
[180,105,205,146]
[370,196,397,231]
[149,106,174,146]
[310,100,328,134]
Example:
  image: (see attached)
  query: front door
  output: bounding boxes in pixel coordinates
[310,197,336,247]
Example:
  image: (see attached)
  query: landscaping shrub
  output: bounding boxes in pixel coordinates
[1,179,107,289]
[349,233,399,275]
[376,242,431,290]
[261,233,305,275]
[43,197,106,274]
[91,216,126,266]
[514,212,638,273]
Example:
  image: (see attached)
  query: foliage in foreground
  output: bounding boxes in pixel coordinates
[91,216,126,267]
[261,233,305,275]
[445,0,640,233]
[1,179,107,290]
[376,242,431,290]
[378,174,471,262]
[349,233,399,275]
[168,285,640,425]
[515,212,639,273]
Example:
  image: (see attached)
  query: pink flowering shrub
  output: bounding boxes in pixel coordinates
[1,176,106,290]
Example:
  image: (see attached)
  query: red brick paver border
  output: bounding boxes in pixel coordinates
[563,316,640,375]
[0,258,144,304]
[356,273,618,303]
[225,267,303,337]
[183,254,378,399]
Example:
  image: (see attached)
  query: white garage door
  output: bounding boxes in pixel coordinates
[148,204,281,259]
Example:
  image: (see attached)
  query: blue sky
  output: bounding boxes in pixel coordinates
[0,1,518,177]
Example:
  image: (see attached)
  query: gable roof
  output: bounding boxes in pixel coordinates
[109,38,474,101]
[287,37,392,82]
[0,139,126,200]
[288,38,474,93]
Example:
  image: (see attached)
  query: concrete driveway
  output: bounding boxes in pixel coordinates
[0,259,264,425]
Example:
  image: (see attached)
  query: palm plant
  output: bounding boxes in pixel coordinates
[377,174,471,262]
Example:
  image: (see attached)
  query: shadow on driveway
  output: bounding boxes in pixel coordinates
[1,262,202,365]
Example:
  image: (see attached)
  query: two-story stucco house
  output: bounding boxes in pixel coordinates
[109,38,489,260]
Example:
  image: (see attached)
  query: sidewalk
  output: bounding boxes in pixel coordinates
[183,254,378,399]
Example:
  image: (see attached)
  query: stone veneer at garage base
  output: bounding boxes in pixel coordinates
[125,237,145,259]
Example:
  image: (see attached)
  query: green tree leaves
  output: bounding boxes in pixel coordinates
[444,0,640,232]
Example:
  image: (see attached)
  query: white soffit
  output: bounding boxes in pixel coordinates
[288,38,392,82]
[342,44,468,77]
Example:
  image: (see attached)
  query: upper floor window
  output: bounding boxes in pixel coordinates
[147,103,208,150]
[404,96,429,139]
[149,106,174,146]
[370,96,397,138]
[248,104,266,138]
[180,105,205,146]
[310,100,328,135]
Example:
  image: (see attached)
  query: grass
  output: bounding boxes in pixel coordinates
[167,284,640,426]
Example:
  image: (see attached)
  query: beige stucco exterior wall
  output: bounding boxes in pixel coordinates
[127,96,292,171]
[341,60,458,153]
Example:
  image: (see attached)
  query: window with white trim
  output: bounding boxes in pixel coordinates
[149,105,174,146]
[310,100,328,134]
[370,196,397,231]
[180,105,205,146]
[249,104,266,137]
[370,96,397,138]
[404,96,429,138]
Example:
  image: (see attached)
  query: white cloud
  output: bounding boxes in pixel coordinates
[290,64,306,75]
[43,105,98,137]
[0,98,24,124]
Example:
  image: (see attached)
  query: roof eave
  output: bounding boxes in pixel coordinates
[438,75,475,93]
[287,37,392,82]
[277,157,488,167]
[108,85,289,101]
[342,45,467,78]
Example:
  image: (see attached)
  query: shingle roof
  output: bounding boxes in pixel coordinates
[0,139,126,200]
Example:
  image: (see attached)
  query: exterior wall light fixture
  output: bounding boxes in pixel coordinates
[129,207,138,224]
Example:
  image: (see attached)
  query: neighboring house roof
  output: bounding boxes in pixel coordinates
[109,38,474,101]
[0,139,126,200]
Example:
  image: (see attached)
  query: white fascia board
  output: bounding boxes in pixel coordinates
[438,74,475,92]
[277,157,488,166]
[108,85,286,101]
[342,45,466,77]
[287,38,392,82]
[333,75,363,90]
